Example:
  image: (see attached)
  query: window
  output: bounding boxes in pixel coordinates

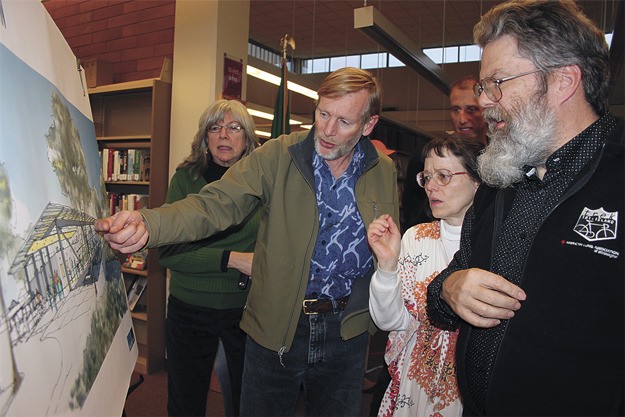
[248,32,613,74]
[361,52,386,69]
[388,54,405,67]
[459,45,481,62]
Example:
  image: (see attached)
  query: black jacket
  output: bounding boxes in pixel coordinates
[428,117,625,416]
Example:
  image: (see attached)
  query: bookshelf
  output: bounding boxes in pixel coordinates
[90,78,171,374]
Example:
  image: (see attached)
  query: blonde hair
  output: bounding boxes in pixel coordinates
[316,67,382,123]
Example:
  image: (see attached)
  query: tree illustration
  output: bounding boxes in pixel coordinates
[45,93,106,218]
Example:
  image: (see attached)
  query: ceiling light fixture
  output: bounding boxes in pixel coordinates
[354,6,451,95]
[247,65,319,100]
[246,108,303,125]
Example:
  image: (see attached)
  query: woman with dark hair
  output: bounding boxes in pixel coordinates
[367,134,484,416]
[159,99,260,417]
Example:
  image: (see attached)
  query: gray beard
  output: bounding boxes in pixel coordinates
[478,96,557,188]
[314,132,362,161]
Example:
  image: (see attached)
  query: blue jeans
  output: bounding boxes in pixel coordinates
[240,310,369,417]
[166,295,246,417]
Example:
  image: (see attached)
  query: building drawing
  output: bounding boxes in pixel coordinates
[5,202,99,345]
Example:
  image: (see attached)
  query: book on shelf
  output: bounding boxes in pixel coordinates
[119,150,128,181]
[129,194,149,211]
[127,276,147,311]
[127,149,135,181]
[112,150,120,181]
[132,149,141,181]
[101,148,151,182]
[108,193,148,215]
[123,249,148,270]
[101,148,109,181]
[106,149,114,181]
[140,150,150,182]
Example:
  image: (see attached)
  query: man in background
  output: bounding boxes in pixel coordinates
[427,0,624,415]
[449,75,487,144]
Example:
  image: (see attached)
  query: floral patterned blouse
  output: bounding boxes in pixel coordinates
[369,221,462,417]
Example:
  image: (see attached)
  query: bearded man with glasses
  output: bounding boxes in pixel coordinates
[427,0,624,415]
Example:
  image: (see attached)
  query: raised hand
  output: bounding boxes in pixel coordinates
[366,214,401,272]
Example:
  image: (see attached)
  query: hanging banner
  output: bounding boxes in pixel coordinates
[223,54,243,100]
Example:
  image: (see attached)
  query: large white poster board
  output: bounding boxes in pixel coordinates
[0,1,137,415]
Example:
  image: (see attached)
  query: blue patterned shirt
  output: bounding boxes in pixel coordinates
[306,142,374,299]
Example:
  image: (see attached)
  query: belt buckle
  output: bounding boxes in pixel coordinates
[302,299,318,315]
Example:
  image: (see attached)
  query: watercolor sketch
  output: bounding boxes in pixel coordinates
[0,1,137,416]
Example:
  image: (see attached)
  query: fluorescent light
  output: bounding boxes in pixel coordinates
[247,108,275,120]
[247,65,319,99]
[246,108,303,125]
[287,82,318,99]
[255,130,271,138]
[247,66,281,84]
[300,124,313,130]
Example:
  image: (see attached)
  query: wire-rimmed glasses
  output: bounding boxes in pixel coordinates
[208,123,244,135]
[417,169,468,188]
[473,68,543,102]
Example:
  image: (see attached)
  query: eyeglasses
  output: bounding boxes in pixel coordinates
[473,68,543,102]
[417,169,468,188]
[208,124,244,135]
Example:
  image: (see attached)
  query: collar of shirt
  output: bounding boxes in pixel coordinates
[521,113,612,189]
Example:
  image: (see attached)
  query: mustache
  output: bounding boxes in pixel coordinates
[483,107,507,129]
[483,107,501,123]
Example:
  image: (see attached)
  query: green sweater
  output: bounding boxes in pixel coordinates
[158,166,260,309]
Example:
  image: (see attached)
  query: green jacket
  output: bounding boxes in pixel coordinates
[157,167,260,309]
[141,129,399,352]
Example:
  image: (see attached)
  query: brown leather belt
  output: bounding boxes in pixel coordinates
[302,296,350,315]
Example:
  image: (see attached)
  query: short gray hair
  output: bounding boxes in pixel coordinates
[474,0,609,115]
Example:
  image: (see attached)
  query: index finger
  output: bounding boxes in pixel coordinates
[487,274,526,301]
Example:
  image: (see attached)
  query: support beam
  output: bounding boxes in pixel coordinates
[354,5,451,96]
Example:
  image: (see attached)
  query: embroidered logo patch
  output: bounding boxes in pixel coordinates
[573,207,618,242]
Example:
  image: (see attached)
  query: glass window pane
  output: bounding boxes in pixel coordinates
[345,55,361,68]
[459,45,481,62]
[361,53,378,69]
[378,52,388,67]
[424,48,442,64]
[301,59,312,74]
[330,56,347,71]
[443,46,458,63]
[361,53,386,69]
[312,58,329,73]
[388,54,405,67]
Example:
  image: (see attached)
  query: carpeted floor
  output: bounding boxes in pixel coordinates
[122,331,388,417]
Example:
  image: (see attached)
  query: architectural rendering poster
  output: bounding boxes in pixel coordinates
[0,1,137,416]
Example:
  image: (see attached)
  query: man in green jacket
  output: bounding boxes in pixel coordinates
[96,67,400,416]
